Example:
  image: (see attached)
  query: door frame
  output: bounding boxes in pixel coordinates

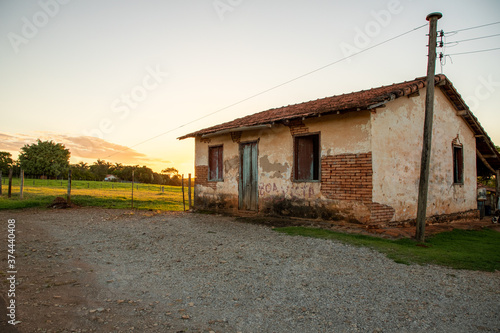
[238,140,259,211]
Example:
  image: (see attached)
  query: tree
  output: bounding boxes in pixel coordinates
[89,159,113,181]
[0,151,13,175]
[70,162,94,180]
[19,140,70,178]
[161,167,181,185]
[161,167,179,177]
[135,165,154,184]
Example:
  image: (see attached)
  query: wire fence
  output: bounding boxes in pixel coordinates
[0,170,193,211]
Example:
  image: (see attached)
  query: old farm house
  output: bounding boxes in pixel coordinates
[179,75,500,226]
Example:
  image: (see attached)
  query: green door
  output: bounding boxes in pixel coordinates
[239,142,258,211]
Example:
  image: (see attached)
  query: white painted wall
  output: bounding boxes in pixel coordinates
[371,88,477,221]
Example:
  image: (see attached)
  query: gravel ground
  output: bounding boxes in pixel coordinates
[1,208,499,332]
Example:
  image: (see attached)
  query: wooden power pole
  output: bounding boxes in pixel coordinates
[415,12,442,242]
[131,169,135,209]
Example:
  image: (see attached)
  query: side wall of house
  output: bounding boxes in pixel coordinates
[194,134,240,210]
[259,112,373,222]
[194,111,374,222]
[370,88,477,224]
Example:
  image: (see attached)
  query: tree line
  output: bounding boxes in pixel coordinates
[0,139,183,186]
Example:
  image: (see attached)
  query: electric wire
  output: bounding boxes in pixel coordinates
[104,23,428,159]
[446,47,500,56]
[445,21,500,34]
[443,33,500,45]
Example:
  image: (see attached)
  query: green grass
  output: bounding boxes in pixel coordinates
[274,226,500,272]
[0,178,191,211]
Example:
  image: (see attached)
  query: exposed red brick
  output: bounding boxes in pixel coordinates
[195,165,216,190]
[231,131,242,143]
[369,202,396,225]
[321,153,373,203]
[287,119,309,136]
[320,152,398,225]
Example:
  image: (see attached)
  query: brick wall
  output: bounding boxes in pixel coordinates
[231,131,242,143]
[195,165,216,190]
[287,119,309,135]
[320,152,396,225]
[369,202,395,224]
[321,153,373,203]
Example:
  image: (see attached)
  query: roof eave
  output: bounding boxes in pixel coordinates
[438,79,500,172]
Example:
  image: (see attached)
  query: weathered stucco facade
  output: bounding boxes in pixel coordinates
[181,75,500,226]
[370,88,477,223]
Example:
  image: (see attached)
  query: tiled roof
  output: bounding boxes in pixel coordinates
[178,75,443,140]
[179,74,500,172]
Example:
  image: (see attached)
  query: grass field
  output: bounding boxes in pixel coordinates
[275,226,500,272]
[0,178,192,211]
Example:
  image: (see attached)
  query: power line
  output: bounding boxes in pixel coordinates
[446,21,500,34]
[105,23,428,159]
[444,33,500,45]
[446,47,500,56]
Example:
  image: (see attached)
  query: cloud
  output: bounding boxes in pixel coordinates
[0,132,166,165]
[0,133,34,151]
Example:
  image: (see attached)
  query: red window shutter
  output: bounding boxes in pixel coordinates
[209,146,223,181]
[217,146,223,180]
[295,135,319,181]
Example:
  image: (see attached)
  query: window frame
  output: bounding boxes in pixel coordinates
[208,145,224,182]
[452,144,464,185]
[293,133,320,182]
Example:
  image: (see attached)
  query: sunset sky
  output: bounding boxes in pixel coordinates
[1,0,499,175]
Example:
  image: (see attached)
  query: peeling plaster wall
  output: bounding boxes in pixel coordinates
[312,111,372,156]
[194,112,373,221]
[371,88,477,221]
[194,135,240,210]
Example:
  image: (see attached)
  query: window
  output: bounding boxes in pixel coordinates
[294,134,320,181]
[209,145,223,181]
[453,145,463,184]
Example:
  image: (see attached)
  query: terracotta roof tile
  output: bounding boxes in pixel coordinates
[179,74,500,173]
[179,75,444,140]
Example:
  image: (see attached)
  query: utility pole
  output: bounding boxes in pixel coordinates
[67,169,72,205]
[131,169,135,209]
[416,12,442,242]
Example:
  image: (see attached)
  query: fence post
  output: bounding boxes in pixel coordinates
[131,170,134,209]
[182,174,185,211]
[188,173,192,210]
[8,168,13,198]
[20,169,24,199]
[67,169,72,205]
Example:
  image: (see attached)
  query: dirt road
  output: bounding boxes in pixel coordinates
[0,208,499,332]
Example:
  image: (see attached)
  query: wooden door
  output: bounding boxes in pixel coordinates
[239,142,258,211]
